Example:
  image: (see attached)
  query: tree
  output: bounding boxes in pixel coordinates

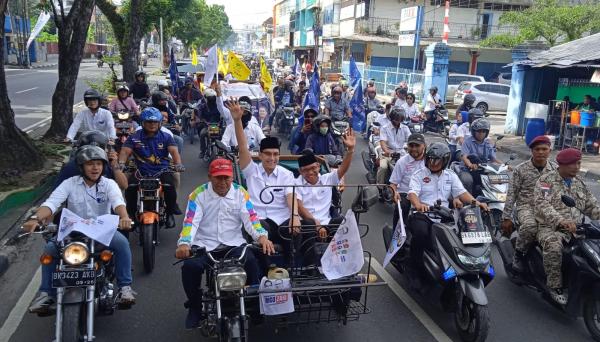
[0,0,44,172]
[42,0,96,140]
[481,0,600,48]
[172,2,233,52]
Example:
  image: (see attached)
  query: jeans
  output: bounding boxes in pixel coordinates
[199,127,208,155]
[458,169,482,196]
[181,246,260,310]
[125,172,179,217]
[173,135,184,154]
[40,232,132,295]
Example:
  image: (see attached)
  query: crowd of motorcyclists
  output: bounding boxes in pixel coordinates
[19,56,600,342]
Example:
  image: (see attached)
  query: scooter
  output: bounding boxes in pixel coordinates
[423,105,451,137]
[405,117,423,134]
[496,195,600,341]
[361,122,381,185]
[383,201,494,342]
[331,117,351,155]
[278,106,296,137]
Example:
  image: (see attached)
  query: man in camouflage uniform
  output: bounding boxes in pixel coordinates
[502,136,556,272]
[534,148,600,305]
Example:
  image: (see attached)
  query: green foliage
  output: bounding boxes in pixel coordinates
[37,31,58,43]
[480,34,526,49]
[484,0,600,48]
[86,72,118,96]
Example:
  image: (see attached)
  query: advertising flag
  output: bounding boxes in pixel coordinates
[204,45,218,86]
[191,48,198,66]
[227,51,251,80]
[260,56,273,91]
[217,48,228,76]
[303,67,320,112]
[169,48,179,96]
[383,202,408,267]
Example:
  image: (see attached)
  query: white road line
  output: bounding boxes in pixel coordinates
[6,72,32,77]
[15,87,38,94]
[369,258,453,342]
[0,267,41,341]
[23,116,52,133]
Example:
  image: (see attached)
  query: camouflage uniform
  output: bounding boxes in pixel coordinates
[503,159,557,252]
[534,170,600,289]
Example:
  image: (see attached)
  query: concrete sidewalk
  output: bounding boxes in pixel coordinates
[5,56,97,70]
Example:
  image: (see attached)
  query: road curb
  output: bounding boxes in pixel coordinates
[0,176,56,219]
[0,254,7,277]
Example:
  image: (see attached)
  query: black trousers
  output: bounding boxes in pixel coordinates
[392,193,411,229]
[301,216,345,265]
[406,213,433,273]
[261,218,301,266]
[125,172,179,217]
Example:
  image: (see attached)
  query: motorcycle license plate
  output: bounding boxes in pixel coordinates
[487,174,510,184]
[52,270,96,288]
[460,231,492,244]
[115,122,132,129]
[414,124,421,132]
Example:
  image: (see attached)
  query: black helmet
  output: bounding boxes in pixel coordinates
[284,80,295,89]
[312,115,332,130]
[152,91,168,103]
[83,89,101,102]
[135,70,146,79]
[303,107,318,118]
[389,108,406,122]
[463,94,476,106]
[467,108,484,123]
[425,142,451,169]
[429,86,438,92]
[470,118,490,138]
[78,130,108,150]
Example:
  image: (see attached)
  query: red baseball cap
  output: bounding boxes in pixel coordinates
[209,159,233,177]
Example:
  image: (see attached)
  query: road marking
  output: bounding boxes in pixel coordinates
[15,87,38,94]
[6,72,32,77]
[0,267,40,341]
[24,117,52,133]
[369,258,453,342]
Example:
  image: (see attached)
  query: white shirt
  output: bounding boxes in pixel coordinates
[402,102,420,119]
[394,98,406,108]
[389,155,426,193]
[242,162,295,225]
[295,171,340,225]
[67,108,117,140]
[177,182,268,249]
[424,93,442,112]
[408,168,467,207]
[216,96,233,126]
[221,122,265,151]
[41,176,125,219]
[376,114,391,128]
[456,122,471,143]
[380,123,411,153]
[448,123,459,146]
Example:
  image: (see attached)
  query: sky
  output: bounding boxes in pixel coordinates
[205,0,273,29]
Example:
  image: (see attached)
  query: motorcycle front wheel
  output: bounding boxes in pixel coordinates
[61,303,84,342]
[454,296,490,342]
[583,297,600,341]
[142,223,156,273]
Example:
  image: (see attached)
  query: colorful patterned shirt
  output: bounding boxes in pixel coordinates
[177,182,267,249]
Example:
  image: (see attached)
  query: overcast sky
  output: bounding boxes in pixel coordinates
[206,0,273,29]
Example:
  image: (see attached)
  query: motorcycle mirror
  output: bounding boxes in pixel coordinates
[373,122,381,127]
[215,140,229,152]
[561,195,576,208]
[496,135,504,141]
[509,153,517,161]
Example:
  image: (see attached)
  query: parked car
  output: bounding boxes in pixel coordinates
[453,81,510,113]
[489,71,512,85]
[446,73,485,101]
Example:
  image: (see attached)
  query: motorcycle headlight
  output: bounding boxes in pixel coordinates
[456,249,490,269]
[63,242,90,265]
[217,266,247,291]
[117,112,130,120]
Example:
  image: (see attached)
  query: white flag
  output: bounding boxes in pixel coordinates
[26,12,51,50]
[204,44,219,86]
[57,208,119,246]
[320,209,365,280]
[383,202,407,267]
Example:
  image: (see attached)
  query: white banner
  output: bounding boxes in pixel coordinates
[58,208,119,246]
[398,33,415,47]
[259,277,294,315]
[320,209,364,280]
[383,202,407,268]
[26,11,51,50]
[204,44,218,86]
[400,6,419,32]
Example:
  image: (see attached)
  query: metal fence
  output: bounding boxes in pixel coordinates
[341,61,425,101]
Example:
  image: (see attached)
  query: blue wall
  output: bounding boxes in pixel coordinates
[448,61,469,74]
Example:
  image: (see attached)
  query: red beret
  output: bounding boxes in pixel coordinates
[528,135,551,148]
[556,148,582,165]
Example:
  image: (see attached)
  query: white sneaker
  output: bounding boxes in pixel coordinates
[118,286,137,305]
[550,288,568,305]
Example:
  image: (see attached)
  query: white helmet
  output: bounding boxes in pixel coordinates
[157,79,169,87]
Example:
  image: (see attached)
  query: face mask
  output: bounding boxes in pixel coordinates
[319,127,328,135]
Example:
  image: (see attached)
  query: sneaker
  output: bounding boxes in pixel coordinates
[28,292,55,314]
[118,286,137,307]
[550,288,568,305]
[172,205,183,216]
[185,307,204,330]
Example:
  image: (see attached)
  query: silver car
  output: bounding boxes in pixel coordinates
[453,81,511,113]
[446,73,485,101]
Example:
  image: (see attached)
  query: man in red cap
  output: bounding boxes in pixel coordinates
[175,158,275,329]
[534,148,600,305]
[502,135,556,272]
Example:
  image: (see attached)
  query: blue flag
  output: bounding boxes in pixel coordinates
[168,48,179,96]
[303,68,320,112]
[349,57,361,88]
[293,58,301,76]
[350,80,365,132]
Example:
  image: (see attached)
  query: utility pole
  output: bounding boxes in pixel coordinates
[159,17,163,69]
[23,0,30,67]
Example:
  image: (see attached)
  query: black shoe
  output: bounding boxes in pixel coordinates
[166,214,176,229]
[512,251,526,273]
[173,205,183,216]
[185,308,203,330]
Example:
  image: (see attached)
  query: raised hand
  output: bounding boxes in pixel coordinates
[225,98,244,121]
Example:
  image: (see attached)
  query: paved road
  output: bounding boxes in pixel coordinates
[4,125,600,342]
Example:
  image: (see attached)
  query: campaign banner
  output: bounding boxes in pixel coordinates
[383,202,407,267]
[26,11,51,50]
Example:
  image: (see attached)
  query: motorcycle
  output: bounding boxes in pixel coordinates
[28,223,125,342]
[423,105,451,137]
[128,167,177,273]
[278,106,296,137]
[331,117,351,155]
[112,110,136,151]
[496,195,600,341]
[362,122,381,185]
[179,101,200,144]
[383,201,494,342]
[205,121,224,163]
[405,117,423,134]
